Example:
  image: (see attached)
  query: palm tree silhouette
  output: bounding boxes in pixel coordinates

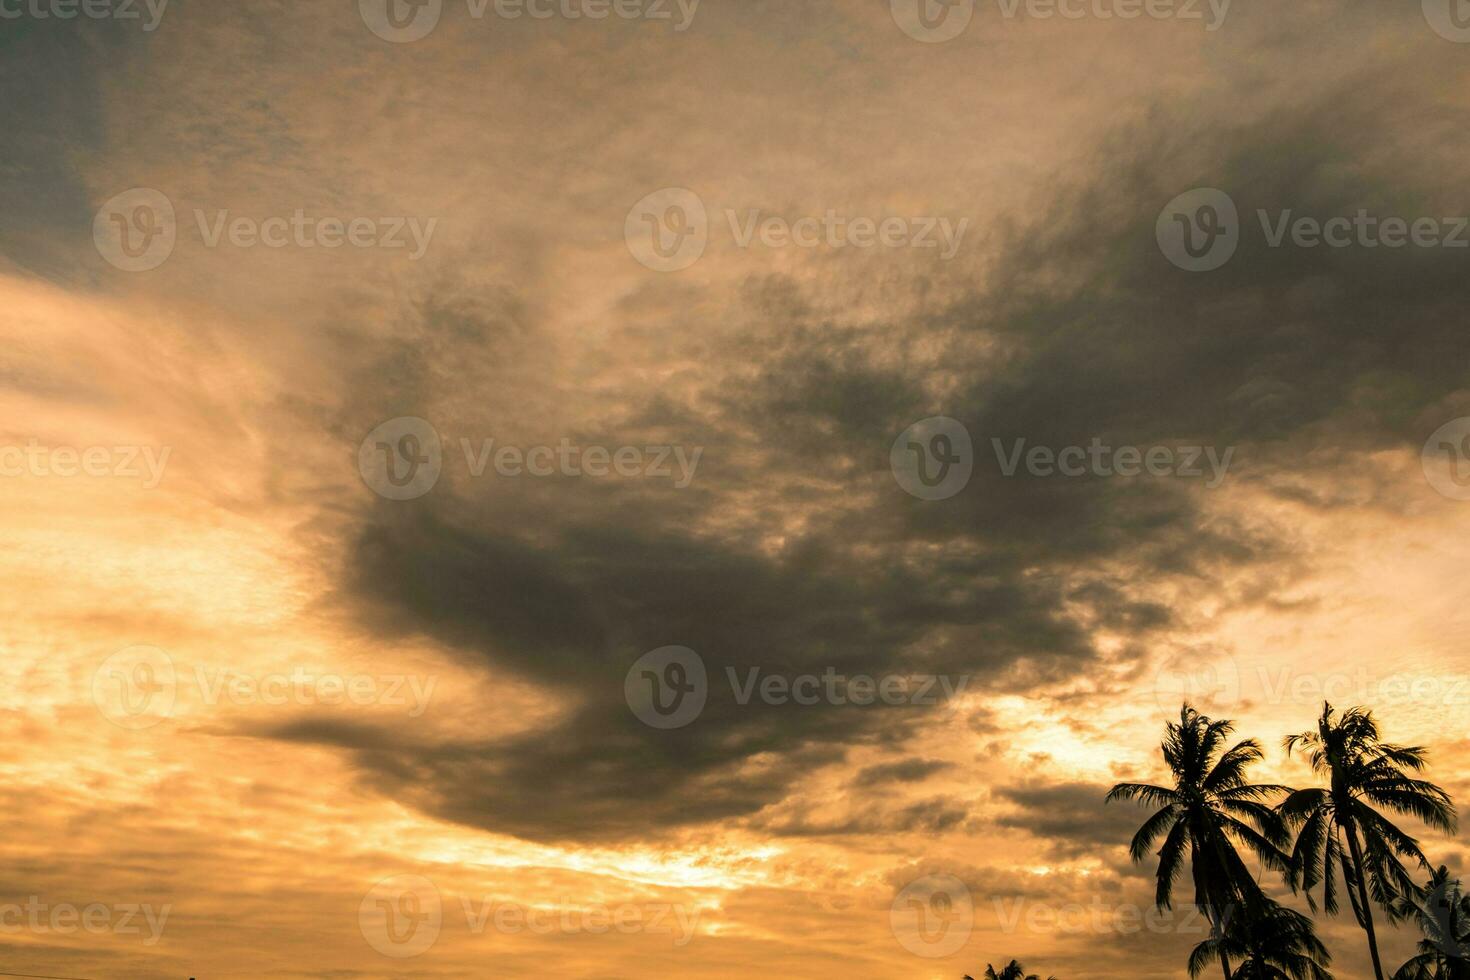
[1280,703,1457,980]
[964,961,1056,980]
[1108,704,1292,980]
[1187,898,1334,980]
[1390,865,1470,980]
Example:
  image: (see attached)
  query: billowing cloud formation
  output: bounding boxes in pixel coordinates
[3,2,1470,978]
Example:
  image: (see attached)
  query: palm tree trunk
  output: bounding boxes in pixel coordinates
[1344,821,1387,980]
[1210,911,1232,980]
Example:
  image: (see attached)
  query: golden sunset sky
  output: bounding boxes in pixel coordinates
[2,1,1470,977]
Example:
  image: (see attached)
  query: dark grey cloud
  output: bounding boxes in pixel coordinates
[852,758,953,786]
[0,19,152,284]
[995,781,1146,859]
[260,61,1470,847]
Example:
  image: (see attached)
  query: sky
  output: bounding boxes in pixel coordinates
[2,1,1470,977]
